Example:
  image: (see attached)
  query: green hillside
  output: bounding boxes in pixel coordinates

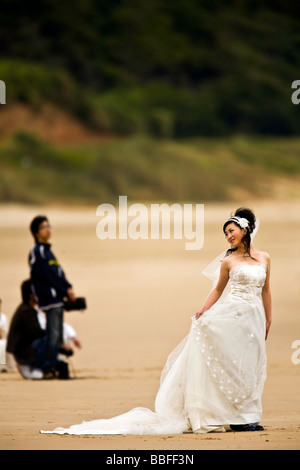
[1,131,299,204]
[0,1,299,137]
[1,1,300,204]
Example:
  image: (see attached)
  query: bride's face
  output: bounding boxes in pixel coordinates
[224,222,245,248]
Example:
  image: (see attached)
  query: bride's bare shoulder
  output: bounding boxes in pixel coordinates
[221,254,236,270]
[255,250,271,265]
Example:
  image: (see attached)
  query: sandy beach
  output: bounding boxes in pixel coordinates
[0,200,299,450]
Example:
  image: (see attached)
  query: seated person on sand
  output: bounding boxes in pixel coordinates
[6,280,46,379]
[6,280,72,379]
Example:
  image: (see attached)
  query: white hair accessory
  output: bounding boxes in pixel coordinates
[226,216,249,229]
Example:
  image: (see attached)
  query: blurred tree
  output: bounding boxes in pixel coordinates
[0,0,299,135]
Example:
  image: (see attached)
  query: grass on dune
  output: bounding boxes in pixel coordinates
[0,131,299,205]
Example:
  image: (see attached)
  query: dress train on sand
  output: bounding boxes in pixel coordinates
[41,262,267,435]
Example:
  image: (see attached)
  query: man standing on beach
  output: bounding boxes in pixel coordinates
[29,216,76,375]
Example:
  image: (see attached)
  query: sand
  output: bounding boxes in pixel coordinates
[0,200,299,450]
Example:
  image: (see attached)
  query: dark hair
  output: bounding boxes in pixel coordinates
[223,207,256,259]
[21,279,34,304]
[30,215,48,239]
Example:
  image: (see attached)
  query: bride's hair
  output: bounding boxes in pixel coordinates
[223,207,256,258]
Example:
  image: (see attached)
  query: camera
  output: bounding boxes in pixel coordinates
[64,297,87,312]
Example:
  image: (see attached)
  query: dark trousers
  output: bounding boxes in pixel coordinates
[37,306,63,372]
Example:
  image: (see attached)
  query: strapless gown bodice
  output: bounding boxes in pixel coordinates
[228,263,266,304]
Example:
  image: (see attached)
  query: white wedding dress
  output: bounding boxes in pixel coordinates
[41,262,267,435]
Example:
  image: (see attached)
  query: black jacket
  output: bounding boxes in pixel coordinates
[29,242,72,310]
[6,302,45,364]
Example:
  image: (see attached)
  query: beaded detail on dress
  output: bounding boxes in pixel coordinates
[192,263,267,410]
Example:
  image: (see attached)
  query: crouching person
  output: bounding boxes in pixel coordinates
[6,280,46,379]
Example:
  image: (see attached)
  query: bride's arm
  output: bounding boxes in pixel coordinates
[262,254,272,340]
[195,259,230,319]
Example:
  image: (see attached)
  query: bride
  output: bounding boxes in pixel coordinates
[41,207,271,435]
